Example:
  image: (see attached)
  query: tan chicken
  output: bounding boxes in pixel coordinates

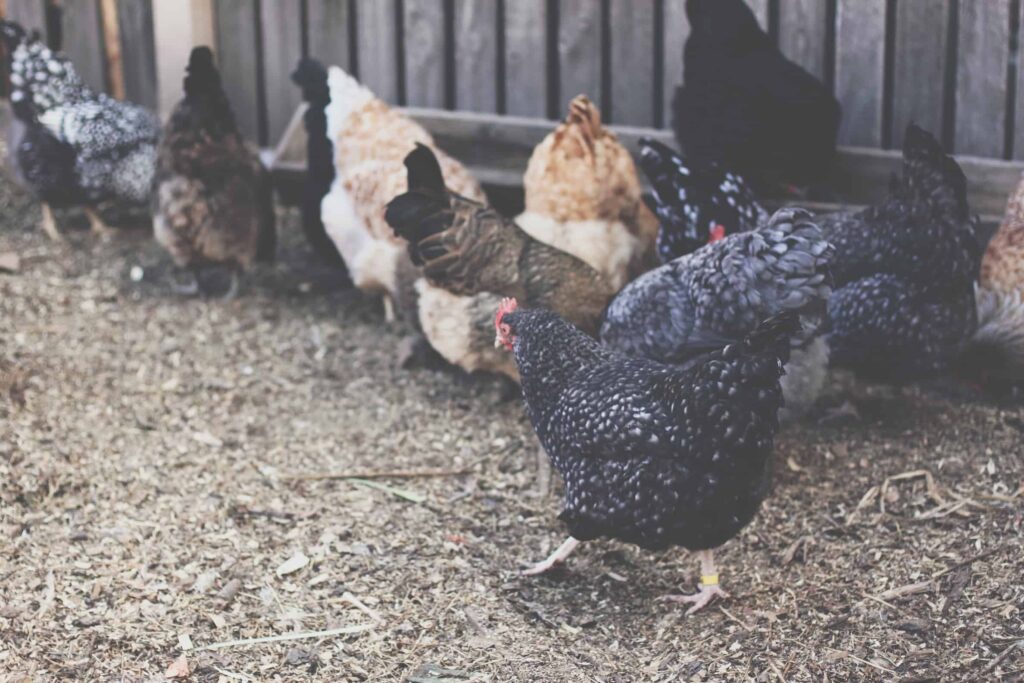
[387,145,616,380]
[321,67,485,320]
[516,95,659,290]
[974,177,1024,379]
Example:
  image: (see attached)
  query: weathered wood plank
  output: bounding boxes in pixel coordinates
[1015,1,1024,158]
[118,0,157,109]
[454,0,498,112]
[891,0,949,148]
[62,0,106,93]
[747,0,769,30]
[503,0,547,118]
[99,0,124,99]
[213,0,260,141]
[557,0,602,109]
[834,0,885,147]
[4,0,46,38]
[355,0,398,102]
[307,0,350,71]
[777,0,827,81]
[260,1,303,144]
[661,0,689,129]
[403,0,445,108]
[153,0,214,120]
[609,0,655,125]
[955,0,1009,158]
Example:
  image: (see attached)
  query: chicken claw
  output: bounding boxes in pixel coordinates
[520,537,580,576]
[660,584,729,615]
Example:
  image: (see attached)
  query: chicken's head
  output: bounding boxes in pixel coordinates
[494,298,519,351]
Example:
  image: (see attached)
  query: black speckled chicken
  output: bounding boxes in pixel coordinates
[821,125,980,380]
[152,47,275,297]
[638,137,767,262]
[496,300,799,613]
[601,208,833,419]
[290,57,347,272]
[1,20,160,240]
[671,0,840,188]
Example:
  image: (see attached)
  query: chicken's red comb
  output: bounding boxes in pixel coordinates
[495,297,518,328]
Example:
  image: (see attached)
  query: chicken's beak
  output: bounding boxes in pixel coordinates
[494,333,504,349]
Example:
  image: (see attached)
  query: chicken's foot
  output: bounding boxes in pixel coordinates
[85,207,114,238]
[660,549,729,615]
[170,268,201,297]
[520,537,580,576]
[39,203,63,242]
[222,269,240,301]
[383,295,396,323]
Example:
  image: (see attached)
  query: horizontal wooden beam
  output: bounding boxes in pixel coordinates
[272,107,1021,226]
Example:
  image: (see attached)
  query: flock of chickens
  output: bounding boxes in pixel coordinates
[3,0,1023,615]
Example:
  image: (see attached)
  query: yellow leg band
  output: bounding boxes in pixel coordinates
[700,574,719,587]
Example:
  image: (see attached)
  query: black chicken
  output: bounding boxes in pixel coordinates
[822,125,980,380]
[1,20,160,240]
[671,0,841,188]
[496,299,800,613]
[639,137,768,262]
[290,57,347,272]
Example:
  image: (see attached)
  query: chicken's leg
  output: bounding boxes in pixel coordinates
[85,207,114,238]
[39,203,63,242]
[661,548,729,615]
[520,537,580,576]
[383,295,396,323]
[534,444,552,497]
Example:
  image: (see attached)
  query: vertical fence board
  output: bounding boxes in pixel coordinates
[62,0,106,93]
[454,0,498,112]
[307,0,350,71]
[557,0,602,110]
[661,0,689,129]
[891,0,949,148]
[214,0,260,141]
[835,0,884,147]
[355,0,398,102]
[118,0,156,109]
[608,0,654,125]
[260,1,302,144]
[5,0,46,38]
[504,0,546,118]
[1016,1,1024,158]
[777,0,826,81]
[954,1,1009,158]
[747,0,769,30]
[404,0,445,108]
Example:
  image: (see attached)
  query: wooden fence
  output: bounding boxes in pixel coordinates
[3,0,1024,164]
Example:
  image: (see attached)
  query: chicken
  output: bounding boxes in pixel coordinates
[495,299,800,613]
[152,47,276,297]
[970,176,1024,382]
[290,57,347,272]
[672,0,840,189]
[386,144,615,380]
[821,125,980,380]
[601,208,833,419]
[321,66,484,321]
[516,95,659,289]
[638,137,767,262]
[1,20,160,240]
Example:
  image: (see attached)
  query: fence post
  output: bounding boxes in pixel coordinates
[152,0,214,120]
[98,0,124,100]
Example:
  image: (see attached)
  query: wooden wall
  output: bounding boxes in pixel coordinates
[3,0,1024,163]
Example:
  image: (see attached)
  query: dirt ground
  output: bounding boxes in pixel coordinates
[1,179,1022,683]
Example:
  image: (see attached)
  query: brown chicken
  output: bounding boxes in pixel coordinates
[321,66,484,320]
[386,144,615,380]
[974,177,1024,380]
[516,95,659,290]
[153,47,275,297]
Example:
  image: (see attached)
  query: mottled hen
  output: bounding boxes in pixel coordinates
[1,20,160,240]
[497,300,800,612]
[638,137,767,262]
[152,47,275,296]
[821,125,980,380]
[601,208,833,419]
[386,144,615,380]
[671,0,840,187]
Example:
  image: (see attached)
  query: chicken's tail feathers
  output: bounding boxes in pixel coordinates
[291,57,329,103]
[183,46,222,97]
[556,94,603,154]
[385,145,453,262]
[325,65,374,140]
[899,123,969,221]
